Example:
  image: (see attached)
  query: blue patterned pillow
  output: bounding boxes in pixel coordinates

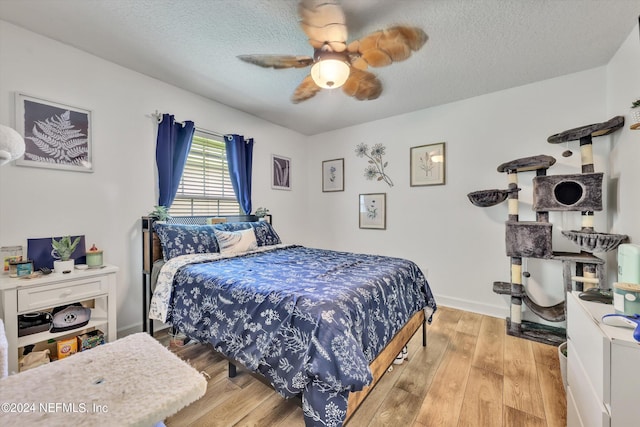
[214,221,281,246]
[251,221,281,246]
[154,223,219,260]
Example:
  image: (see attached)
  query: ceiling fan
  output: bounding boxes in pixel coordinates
[237,0,428,103]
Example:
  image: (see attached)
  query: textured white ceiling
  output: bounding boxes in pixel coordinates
[1,0,638,135]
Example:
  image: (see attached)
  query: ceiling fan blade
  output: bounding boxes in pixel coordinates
[299,0,347,52]
[238,54,313,69]
[291,74,322,104]
[347,26,428,69]
[342,68,382,101]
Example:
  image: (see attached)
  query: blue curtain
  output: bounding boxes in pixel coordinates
[155,114,195,208]
[224,134,254,215]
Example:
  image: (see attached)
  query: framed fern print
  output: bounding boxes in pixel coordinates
[15,93,93,172]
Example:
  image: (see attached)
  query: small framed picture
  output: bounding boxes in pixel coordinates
[322,158,344,192]
[272,154,291,190]
[359,193,386,230]
[15,93,93,172]
[410,142,446,186]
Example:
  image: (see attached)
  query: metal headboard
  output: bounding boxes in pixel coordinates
[164,215,259,225]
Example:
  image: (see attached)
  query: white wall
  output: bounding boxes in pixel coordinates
[607,23,640,245]
[306,68,614,320]
[0,21,309,334]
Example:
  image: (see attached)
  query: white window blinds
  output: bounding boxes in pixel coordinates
[169,131,241,216]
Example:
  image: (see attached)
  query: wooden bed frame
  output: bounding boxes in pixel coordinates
[141,215,427,423]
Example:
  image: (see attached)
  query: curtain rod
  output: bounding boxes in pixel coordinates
[151,111,226,140]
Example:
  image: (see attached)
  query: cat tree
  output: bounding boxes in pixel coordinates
[468,116,627,345]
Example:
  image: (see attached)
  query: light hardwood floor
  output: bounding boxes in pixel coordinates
[157,306,566,426]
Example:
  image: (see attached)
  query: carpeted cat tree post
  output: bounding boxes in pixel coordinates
[498,155,561,342]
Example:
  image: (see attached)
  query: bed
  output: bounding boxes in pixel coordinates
[143,216,436,426]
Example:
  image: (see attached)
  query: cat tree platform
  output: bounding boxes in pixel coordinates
[561,230,628,253]
[505,318,566,347]
[0,333,207,426]
[493,281,565,322]
[547,116,624,143]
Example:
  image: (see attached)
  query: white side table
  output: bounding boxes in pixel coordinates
[0,265,118,374]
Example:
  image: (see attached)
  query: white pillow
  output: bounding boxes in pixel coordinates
[214,228,258,254]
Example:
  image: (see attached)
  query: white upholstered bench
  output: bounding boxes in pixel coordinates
[0,332,207,426]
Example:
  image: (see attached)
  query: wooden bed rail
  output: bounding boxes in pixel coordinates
[345,309,426,422]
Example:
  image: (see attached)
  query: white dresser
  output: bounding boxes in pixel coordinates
[0,266,118,374]
[566,291,640,427]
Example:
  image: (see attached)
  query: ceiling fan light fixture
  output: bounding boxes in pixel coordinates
[310,52,350,89]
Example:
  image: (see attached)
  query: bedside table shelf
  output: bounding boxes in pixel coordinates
[16,312,108,348]
[0,265,118,374]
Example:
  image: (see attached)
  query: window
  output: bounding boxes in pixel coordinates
[169,130,241,216]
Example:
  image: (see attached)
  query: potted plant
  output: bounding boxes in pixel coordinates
[630,99,640,130]
[51,235,82,273]
[254,207,269,219]
[148,205,171,221]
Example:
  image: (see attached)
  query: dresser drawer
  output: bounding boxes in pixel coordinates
[567,386,583,427]
[610,343,640,426]
[567,339,610,427]
[567,292,610,404]
[17,276,108,312]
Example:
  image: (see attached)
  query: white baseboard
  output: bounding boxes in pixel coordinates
[116,323,142,339]
[117,322,169,339]
[434,294,509,319]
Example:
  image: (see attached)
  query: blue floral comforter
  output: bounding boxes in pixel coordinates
[150,245,436,426]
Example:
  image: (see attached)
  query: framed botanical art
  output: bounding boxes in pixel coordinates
[410,142,446,186]
[359,193,386,230]
[322,158,344,192]
[272,154,291,190]
[15,93,93,172]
